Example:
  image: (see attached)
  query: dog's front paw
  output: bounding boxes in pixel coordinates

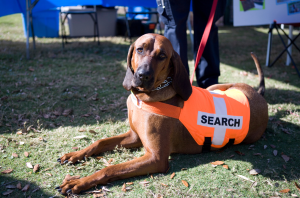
[55,177,88,195]
[58,151,87,164]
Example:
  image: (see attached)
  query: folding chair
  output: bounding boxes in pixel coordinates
[265,21,300,77]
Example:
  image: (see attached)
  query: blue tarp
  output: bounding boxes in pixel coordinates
[0,0,157,37]
[0,0,157,17]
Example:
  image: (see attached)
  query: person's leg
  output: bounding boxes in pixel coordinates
[193,0,226,88]
[158,0,191,76]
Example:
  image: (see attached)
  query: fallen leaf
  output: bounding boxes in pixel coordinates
[16,131,22,135]
[211,161,224,165]
[43,113,50,119]
[28,67,34,72]
[181,168,187,171]
[235,151,245,156]
[126,182,133,185]
[151,175,154,179]
[223,165,229,169]
[182,180,189,187]
[93,193,104,197]
[107,158,114,164]
[291,194,298,197]
[16,182,21,189]
[279,189,290,193]
[81,114,91,117]
[2,190,13,196]
[12,153,18,158]
[249,169,261,175]
[161,183,168,187]
[21,184,30,192]
[264,145,267,149]
[72,147,79,150]
[281,154,290,162]
[1,169,13,174]
[24,152,29,157]
[253,153,262,156]
[32,187,39,193]
[240,71,248,76]
[237,175,254,182]
[273,150,278,156]
[89,130,97,135]
[170,172,175,179]
[45,173,52,176]
[122,183,126,192]
[270,144,276,148]
[78,128,86,132]
[33,164,39,173]
[295,182,300,191]
[139,181,149,184]
[103,159,112,166]
[26,162,33,169]
[250,181,258,188]
[5,185,16,189]
[62,109,73,116]
[96,156,103,160]
[73,135,87,139]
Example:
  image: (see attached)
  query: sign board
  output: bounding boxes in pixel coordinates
[234,0,300,26]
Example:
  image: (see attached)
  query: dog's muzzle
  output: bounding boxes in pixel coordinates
[132,67,154,91]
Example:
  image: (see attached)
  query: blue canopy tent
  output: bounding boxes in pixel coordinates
[0,0,157,58]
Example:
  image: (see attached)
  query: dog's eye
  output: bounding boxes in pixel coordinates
[137,48,143,53]
[159,54,166,59]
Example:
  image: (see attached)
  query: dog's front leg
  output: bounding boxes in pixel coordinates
[58,151,169,194]
[58,129,142,164]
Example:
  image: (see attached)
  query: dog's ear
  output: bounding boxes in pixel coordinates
[123,42,135,91]
[171,50,192,101]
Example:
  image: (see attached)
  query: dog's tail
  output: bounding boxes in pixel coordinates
[251,52,265,96]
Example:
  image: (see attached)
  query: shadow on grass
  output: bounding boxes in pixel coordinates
[0,175,54,197]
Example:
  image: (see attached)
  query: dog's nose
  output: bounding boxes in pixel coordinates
[138,70,151,81]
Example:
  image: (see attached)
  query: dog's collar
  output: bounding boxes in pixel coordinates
[152,77,172,91]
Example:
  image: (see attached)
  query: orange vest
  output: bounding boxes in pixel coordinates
[130,86,250,148]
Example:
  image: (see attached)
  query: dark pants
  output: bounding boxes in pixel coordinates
[158,0,226,88]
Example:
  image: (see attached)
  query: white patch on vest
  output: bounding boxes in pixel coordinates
[197,97,243,145]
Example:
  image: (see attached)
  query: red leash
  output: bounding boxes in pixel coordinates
[190,0,219,84]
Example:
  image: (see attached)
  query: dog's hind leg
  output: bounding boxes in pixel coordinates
[58,129,142,164]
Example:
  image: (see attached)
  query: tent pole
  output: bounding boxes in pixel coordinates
[26,0,30,59]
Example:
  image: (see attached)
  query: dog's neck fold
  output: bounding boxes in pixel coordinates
[132,85,177,102]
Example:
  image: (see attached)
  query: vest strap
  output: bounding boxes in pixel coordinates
[222,138,235,150]
[131,93,181,119]
[202,137,211,153]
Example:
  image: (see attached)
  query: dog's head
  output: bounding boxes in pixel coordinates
[123,34,192,101]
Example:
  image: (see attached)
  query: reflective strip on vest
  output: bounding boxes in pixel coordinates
[197,96,243,145]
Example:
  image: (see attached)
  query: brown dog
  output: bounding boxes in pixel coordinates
[56,33,268,195]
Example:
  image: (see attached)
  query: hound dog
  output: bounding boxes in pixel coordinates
[56,34,268,195]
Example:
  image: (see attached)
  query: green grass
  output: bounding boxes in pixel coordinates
[0,14,300,198]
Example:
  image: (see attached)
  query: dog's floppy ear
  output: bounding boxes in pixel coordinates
[171,50,192,101]
[123,42,135,91]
